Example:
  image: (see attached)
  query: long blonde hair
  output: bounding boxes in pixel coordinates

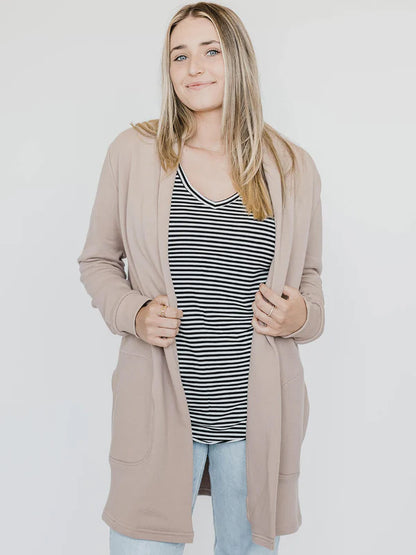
[130,2,298,220]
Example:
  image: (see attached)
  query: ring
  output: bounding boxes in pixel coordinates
[267,305,274,317]
[160,304,167,317]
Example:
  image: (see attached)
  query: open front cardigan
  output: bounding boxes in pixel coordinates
[76,125,325,550]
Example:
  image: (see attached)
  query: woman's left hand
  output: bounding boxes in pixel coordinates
[252,283,307,337]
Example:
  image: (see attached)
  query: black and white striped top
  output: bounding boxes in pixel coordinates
[167,164,276,444]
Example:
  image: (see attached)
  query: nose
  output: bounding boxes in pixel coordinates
[188,58,204,76]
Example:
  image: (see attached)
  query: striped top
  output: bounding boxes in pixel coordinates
[167,164,276,444]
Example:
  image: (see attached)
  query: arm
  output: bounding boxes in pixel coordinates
[281,153,325,344]
[77,143,152,338]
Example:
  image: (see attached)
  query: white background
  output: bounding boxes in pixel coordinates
[1,1,415,553]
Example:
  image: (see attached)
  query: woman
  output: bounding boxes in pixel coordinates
[77,2,325,554]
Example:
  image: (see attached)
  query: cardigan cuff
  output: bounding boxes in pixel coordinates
[114,291,153,338]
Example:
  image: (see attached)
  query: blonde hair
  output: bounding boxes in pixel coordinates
[130,2,298,220]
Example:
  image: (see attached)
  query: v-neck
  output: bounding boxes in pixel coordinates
[178,163,239,208]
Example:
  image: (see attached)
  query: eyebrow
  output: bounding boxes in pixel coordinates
[169,40,220,56]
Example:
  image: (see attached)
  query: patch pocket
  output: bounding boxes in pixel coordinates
[109,350,154,465]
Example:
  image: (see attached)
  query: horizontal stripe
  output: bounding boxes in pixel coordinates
[168,165,275,443]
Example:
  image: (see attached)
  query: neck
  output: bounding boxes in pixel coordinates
[186,109,224,152]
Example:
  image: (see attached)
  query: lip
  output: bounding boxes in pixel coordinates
[186,81,215,89]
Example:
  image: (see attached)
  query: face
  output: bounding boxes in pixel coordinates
[169,16,225,113]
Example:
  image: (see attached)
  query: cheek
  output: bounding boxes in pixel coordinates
[169,68,176,86]
[213,59,225,78]
[170,67,185,92]
[169,65,179,83]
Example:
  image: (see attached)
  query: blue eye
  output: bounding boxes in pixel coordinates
[173,49,221,62]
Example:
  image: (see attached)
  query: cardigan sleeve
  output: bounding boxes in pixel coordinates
[281,151,325,344]
[76,144,152,338]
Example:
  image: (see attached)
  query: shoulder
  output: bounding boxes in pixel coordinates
[294,144,320,182]
[267,129,322,213]
[110,124,156,151]
[106,123,158,169]
[268,131,319,177]
[272,132,322,206]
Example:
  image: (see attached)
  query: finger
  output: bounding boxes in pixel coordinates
[156,326,178,338]
[153,336,175,348]
[258,283,277,305]
[258,283,286,310]
[150,303,181,321]
[156,318,180,331]
[152,299,184,320]
[252,298,274,325]
[252,315,271,334]
[158,305,183,321]
[253,292,284,323]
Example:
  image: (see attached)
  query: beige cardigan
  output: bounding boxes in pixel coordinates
[77,126,325,550]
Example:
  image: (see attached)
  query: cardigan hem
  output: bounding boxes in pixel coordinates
[102,511,194,543]
[252,520,302,551]
[251,532,276,551]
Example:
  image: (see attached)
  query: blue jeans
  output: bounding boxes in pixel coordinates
[109,439,280,554]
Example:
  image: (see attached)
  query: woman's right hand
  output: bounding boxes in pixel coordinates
[135,295,184,347]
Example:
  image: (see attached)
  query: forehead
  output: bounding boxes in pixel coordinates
[170,16,219,44]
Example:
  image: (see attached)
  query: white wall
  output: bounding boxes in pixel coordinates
[1,1,415,553]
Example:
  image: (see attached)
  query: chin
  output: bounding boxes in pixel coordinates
[187,96,223,109]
